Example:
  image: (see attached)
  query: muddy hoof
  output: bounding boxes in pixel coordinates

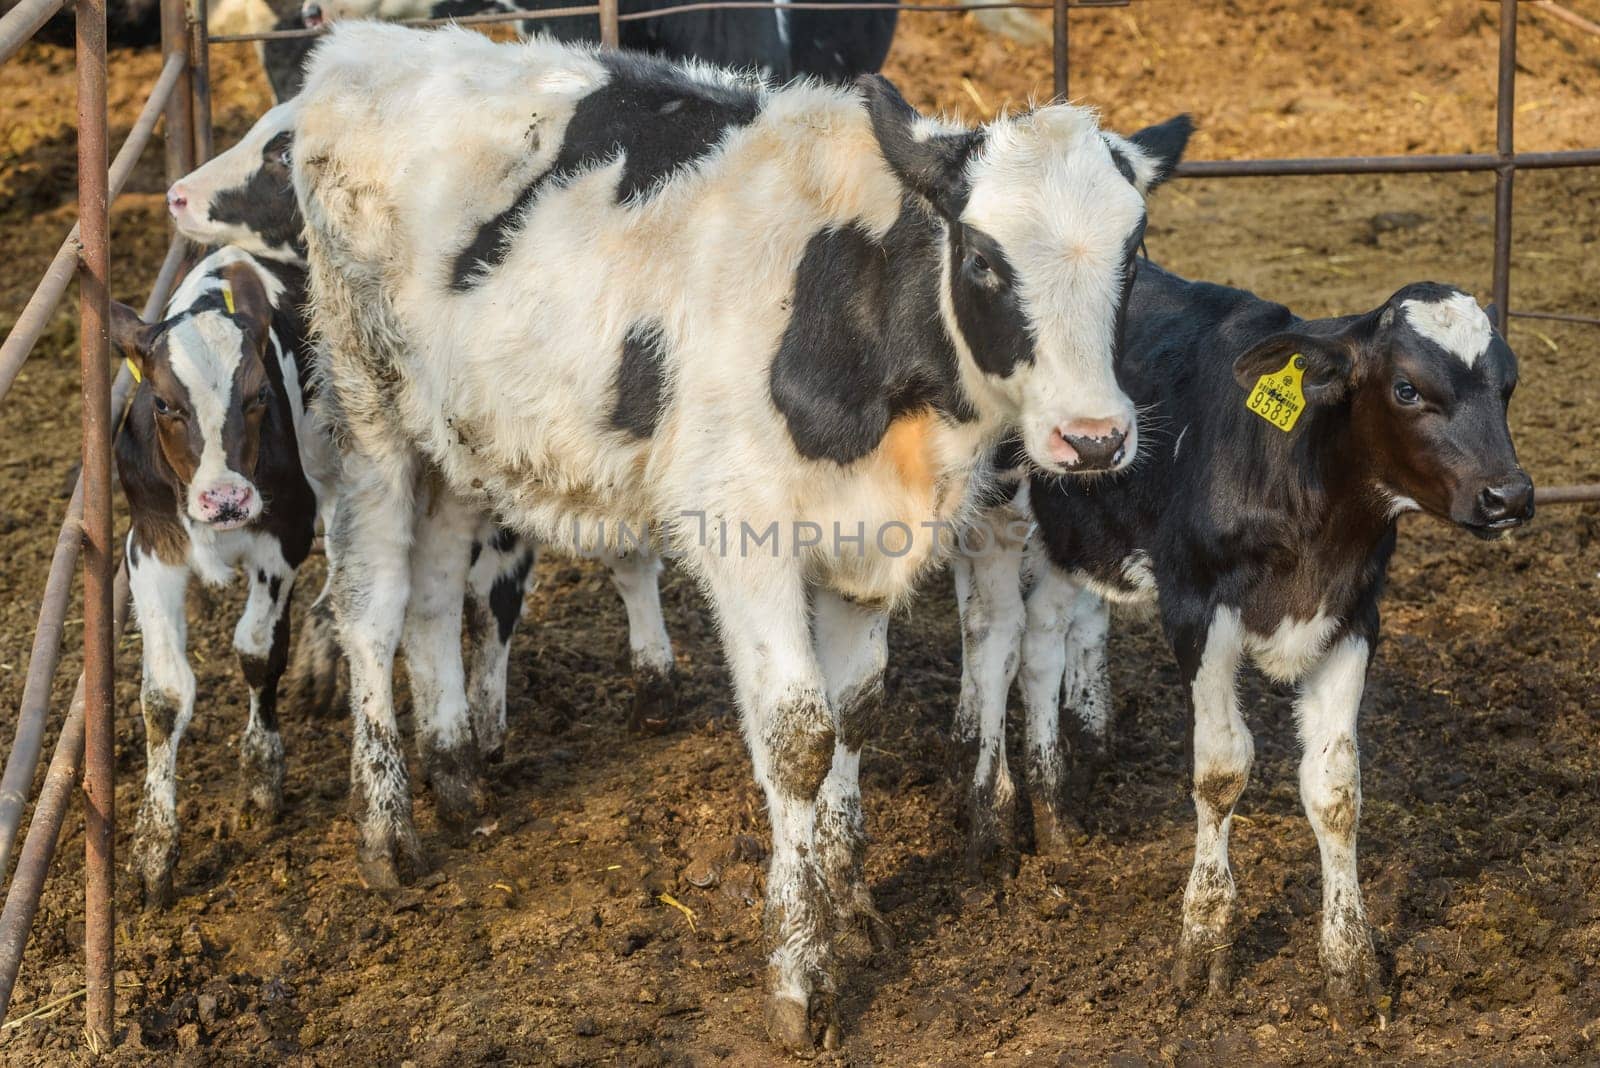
[130,823,178,911]
[422,744,490,830]
[356,848,403,892]
[138,867,176,912]
[1028,795,1078,860]
[230,792,281,835]
[1323,934,1384,1029]
[1173,929,1233,1006]
[627,665,677,734]
[763,994,819,1055]
[356,838,425,892]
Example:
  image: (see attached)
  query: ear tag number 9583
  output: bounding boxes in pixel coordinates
[1246,354,1306,432]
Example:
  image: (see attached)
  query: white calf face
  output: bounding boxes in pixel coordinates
[953,110,1149,474]
[861,78,1190,475]
[112,270,278,531]
[168,102,304,262]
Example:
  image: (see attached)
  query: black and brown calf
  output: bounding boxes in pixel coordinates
[115,249,329,909]
[958,261,1533,1021]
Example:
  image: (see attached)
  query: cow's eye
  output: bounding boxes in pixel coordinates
[252,385,271,408]
[278,148,291,167]
[153,395,185,419]
[1393,380,1421,406]
[971,252,991,273]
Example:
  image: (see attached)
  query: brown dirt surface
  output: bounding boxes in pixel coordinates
[2,2,1599,1064]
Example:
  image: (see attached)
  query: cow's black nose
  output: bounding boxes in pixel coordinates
[1479,473,1534,524]
[1060,426,1127,471]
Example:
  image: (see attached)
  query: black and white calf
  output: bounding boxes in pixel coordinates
[114,249,330,908]
[959,261,1534,1018]
[290,24,1186,1049]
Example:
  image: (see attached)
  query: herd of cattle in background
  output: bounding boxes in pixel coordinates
[19,0,1537,1052]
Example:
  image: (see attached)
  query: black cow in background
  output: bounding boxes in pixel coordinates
[263,0,896,100]
[4,0,161,48]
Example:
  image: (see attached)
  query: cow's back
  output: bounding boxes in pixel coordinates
[294,25,908,550]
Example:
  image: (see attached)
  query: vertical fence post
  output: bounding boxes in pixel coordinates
[598,0,618,48]
[1052,0,1068,100]
[162,0,194,186]
[75,0,116,1049]
[189,0,212,163]
[1492,0,1516,332]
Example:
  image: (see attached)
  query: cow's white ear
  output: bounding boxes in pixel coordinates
[1118,114,1194,194]
[110,301,154,380]
[857,74,980,219]
[1232,332,1355,407]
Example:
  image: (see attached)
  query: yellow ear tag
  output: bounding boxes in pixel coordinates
[221,280,236,316]
[125,356,141,383]
[1245,353,1307,432]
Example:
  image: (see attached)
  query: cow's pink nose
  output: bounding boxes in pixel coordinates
[166,186,188,215]
[1048,418,1129,471]
[198,484,254,520]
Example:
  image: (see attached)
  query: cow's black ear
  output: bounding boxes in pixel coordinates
[1232,332,1354,407]
[1122,114,1193,194]
[857,74,980,219]
[109,301,154,380]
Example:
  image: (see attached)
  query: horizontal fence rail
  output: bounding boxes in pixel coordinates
[0,50,187,405]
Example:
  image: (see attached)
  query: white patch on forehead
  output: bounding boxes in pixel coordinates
[169,248,286,313]
[1401,292,1492,368]
[166,313,251,501]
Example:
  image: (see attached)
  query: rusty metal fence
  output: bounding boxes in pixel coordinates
[0,0,1594,1050]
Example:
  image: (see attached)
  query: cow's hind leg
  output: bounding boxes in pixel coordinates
[285,497,342,717]
[330,452,422,890]
[1018,559,1075,855]
[1021,562,1112,854]
[1172,606,1252,1002]
[232,540,297,827]
[952,515,1027,872]
[463,522,535,763]
[597,544,675,732]
[813,588,890,956]
[127,537,194,909]
[1298,634,1381,1023]
[404,483,486,829]
[701,556,836,1052]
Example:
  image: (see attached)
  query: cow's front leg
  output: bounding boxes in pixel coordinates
[1173,605,1252,1001]
[813,588,890,955]
[596,544,676,732]
[701,557,836,1053]
[463,521,535,762]
[127,538,195,909]
[952,515,1027,872]
[232,542,297,827]
[330,452,421,890]
[1297,632,1381,1023]
[404,483,486,829]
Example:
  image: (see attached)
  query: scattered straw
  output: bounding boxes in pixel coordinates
[658,892,698,934]
[3,987,86,1030]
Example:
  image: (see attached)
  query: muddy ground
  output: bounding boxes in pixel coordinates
[1,1,1599,1063]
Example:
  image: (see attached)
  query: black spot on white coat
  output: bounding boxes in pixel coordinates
[449,52,762,291]
[611,320,670,438]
